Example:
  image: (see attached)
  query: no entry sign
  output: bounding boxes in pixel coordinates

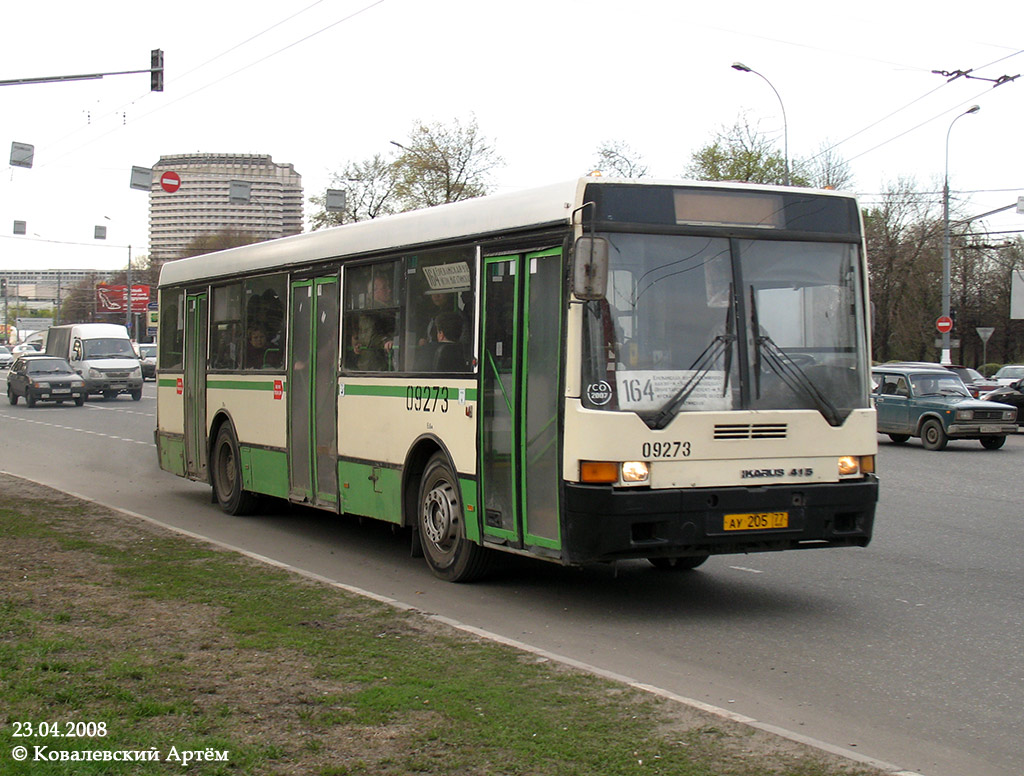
[160,171,181,193]
[936,316,954,333]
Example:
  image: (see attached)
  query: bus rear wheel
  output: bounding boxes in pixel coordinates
[417,453,489,582]
[211,424,259,516]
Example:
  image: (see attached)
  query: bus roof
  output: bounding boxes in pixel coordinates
[158,178,591,287]
[158,177,857,287]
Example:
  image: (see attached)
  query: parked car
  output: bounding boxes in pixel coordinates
[982,378,1024,426]
[880,361,998,398]
[11,342,41,355]
[137,343,157,380]
[0,345,12,369]
[871,365,1018,450]
[992,364,1024,386]
[6,356,88,407]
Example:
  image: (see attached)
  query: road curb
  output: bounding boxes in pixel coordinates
[5,470,926,776]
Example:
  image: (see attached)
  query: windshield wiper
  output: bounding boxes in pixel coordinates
[749,288,843,426]
[646,285,735,430]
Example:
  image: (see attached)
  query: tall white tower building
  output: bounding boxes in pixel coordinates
[149,153,303,264]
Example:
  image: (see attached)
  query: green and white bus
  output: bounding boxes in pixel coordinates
[155,178,878,581]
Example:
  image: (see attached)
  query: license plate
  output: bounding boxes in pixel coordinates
[52,388,70,394]
[980,425,1001,433]
[724,511,789,531]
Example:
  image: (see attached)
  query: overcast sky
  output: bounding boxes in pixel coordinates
[2,0,1021,271]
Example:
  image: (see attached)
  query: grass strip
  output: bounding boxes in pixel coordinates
[0,477,883,775]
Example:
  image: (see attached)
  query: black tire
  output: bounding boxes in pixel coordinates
[131,389,142,401]
[25,391,35,408]
[102,391,117,401]
[8,386,17,405]
[887,433,910,444]
[417,453,490,582]
[74,396,85,407]
[980,436,1006,450]
[648,555,709,571]
[920,419,948,451]
[211,424,259,516]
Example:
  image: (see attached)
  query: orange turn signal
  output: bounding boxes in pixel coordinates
[580,461,618,483]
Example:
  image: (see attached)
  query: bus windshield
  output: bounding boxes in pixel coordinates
[581,232,869,425]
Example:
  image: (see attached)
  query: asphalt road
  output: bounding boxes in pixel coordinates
[1,375,1021,776]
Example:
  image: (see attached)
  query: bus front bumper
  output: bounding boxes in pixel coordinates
[561,476,878,565]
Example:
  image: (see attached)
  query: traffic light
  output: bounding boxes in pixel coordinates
[151,49,164,92]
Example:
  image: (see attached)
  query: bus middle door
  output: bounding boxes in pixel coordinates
[288,276,340,508]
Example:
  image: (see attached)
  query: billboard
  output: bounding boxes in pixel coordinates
[96,284,151,314]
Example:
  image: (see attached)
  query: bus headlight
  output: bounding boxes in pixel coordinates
[621,461,650,483]
[580,461,650,484]
[838,455,874,476]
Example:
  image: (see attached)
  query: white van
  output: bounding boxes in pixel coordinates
[45,323,143,400]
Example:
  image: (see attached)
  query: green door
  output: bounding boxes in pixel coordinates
[479,249,563,551]
[288,276,340,507]
[183,292,208,480]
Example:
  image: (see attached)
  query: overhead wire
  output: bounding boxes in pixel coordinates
[18,0,386,172]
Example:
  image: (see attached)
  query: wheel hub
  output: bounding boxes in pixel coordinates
[422,483,458,547]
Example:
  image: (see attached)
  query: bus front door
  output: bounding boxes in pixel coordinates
[480,249,562,553]
[288,277,340,508]
[183,292,208,480]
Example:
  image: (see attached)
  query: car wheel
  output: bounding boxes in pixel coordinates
[74,396,85,407]
[648,555,709,571]
[920,419,948,451]
[980,436,1006,450]
[887,433,910,444]
[131,389,142,401]
[8,386,17,405]
[25,391,35,408]
[102,391,117,401]
[417,453,490,582]
[210,424,259,516]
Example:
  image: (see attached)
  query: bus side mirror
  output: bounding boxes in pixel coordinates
[573,236,609,301]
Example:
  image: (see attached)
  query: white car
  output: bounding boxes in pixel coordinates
[992,364,1024,386]
[0,345,13,369]
[11,343,42,355]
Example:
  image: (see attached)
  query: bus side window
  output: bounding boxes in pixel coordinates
[159,289,185,370]
[343,261,400,372]
[210,283,242,370]
[404,250,474,373]
[243,274,286,370]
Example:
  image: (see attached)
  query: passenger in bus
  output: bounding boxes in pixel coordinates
[417,292,452,346]
[432,312,467,372]
[348,314,390,371]
[245,325,281,369]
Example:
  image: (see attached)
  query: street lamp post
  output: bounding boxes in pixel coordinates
[731,62,789,186]
[941,105,981,365]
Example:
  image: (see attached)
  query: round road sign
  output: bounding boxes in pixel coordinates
[160,171,181,193]
[936,316,954,333]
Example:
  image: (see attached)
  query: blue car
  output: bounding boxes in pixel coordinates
[871,366,1017,450]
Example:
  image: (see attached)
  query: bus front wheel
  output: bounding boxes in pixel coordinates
[211,424,259,516]
[417,453,489,582]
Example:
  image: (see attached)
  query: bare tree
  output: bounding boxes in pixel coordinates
[685,113,805,186]
[177,229,261,259]
[309,154,400,230]
[592,139,648,178]
[392,115,503,209]
[800,140,855,191]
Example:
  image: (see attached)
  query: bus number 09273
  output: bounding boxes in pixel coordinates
[406,385,449,413]
[641,441,690,458]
